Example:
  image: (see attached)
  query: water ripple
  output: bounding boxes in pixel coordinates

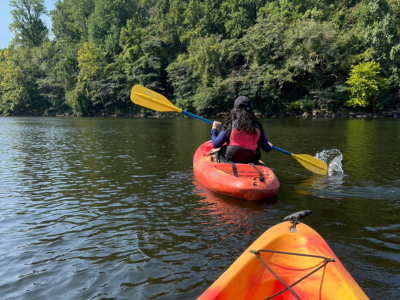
[0,117,399,299]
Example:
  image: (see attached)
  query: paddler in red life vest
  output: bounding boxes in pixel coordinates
[211,96,273,164]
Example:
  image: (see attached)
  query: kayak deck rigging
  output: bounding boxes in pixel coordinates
[251,249,336,300]
[212,164,270,180]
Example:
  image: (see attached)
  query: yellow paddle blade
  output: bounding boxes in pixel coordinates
[292,154,328,175]
[130,85,182,113]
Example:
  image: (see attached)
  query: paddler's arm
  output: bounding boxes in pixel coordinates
[259,132,272,152]
[211,121,227,148]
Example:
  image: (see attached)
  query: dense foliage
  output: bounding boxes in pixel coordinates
[2,0,400,116]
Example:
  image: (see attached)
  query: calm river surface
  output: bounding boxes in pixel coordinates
[0,117,399,299]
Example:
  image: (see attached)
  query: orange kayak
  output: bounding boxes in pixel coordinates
[198,211,369,300]
[193,141,280,200]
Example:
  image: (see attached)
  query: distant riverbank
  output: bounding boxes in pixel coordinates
[1,109,399,119]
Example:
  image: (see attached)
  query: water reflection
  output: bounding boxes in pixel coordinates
[295,175,342,196]
[294,173,400,201]
[193,179,277,236]
[344,119,375,178]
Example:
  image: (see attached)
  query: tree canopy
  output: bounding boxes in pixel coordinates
[1,0,400,116]
[9,0,48,47]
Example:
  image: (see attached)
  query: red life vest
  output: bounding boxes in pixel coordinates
[229,120,260,153]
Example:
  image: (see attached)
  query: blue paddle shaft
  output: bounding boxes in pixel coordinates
[182,110,223,128]
[182,110,213,125]
[272,146,292,156]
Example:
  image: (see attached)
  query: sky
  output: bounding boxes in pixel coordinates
[0,0,56,49]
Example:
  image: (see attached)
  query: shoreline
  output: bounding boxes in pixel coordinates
[1,109,399,119]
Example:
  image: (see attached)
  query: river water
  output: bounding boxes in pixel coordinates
[0,117,399,299]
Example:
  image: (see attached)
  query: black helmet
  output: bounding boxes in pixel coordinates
[234,96,252,113]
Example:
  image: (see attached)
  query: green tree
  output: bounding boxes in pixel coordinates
[221,0,266,38]
[9,0,48,47]
[0,46,47,114]
[65,83,91,114]
[167,35,241,113]
[346,60,388,112]
[77,42,101,82]
[88,0,139,55]
[31,42,68,113]
[51,0,95,43]
[0,48,24,113]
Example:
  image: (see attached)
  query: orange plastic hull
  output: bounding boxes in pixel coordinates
[198,221,369,300]
[193,141,280,200]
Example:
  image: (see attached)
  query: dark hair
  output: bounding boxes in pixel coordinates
[224,109,264,137]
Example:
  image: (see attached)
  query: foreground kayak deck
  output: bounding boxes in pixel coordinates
[193,141,280,200]
[198,211,369,300]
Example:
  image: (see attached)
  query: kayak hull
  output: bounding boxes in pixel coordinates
[198,221,369,300]
[193,141,279,200]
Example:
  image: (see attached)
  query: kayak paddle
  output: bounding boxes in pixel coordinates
[271,146,327,175]
[130,85,328,175]
[130,85,213,125]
